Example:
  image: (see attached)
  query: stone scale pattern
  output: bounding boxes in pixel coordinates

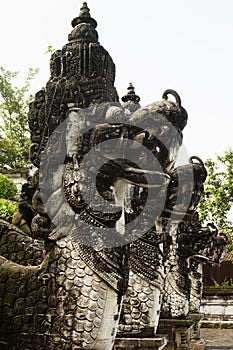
[0,3,228,350]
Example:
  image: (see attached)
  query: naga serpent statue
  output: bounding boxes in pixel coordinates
[0,3,227,350]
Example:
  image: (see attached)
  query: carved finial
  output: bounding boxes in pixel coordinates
[79,2,90,17]
[121,83,140,103]
[71,2,97,28]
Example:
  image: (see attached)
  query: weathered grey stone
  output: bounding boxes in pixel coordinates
[0,2,227,350]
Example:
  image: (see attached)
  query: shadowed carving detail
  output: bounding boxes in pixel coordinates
[0,3,227,350]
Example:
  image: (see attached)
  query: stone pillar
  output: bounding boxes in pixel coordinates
[188,313,206,350]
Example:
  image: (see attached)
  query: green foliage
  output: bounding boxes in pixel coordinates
[0,67,39,169]
[44,45,55,55]
[209,277,233,289]
[198,148,233,249]
[0,173,17,200]
[0,198,17,223]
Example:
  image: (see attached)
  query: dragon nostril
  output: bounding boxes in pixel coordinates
[144,130,150,139]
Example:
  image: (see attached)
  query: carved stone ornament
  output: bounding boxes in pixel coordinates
[0,2,227,350]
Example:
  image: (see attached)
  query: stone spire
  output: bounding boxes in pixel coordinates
[29,2,119,155]
[121,83,141,113]
[68,2,98,42]
[71,2,97,29]
[122,83,140,103]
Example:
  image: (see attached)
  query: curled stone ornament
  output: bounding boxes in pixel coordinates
[0,2,228,350]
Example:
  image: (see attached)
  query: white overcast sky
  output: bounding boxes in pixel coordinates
[0,0,233,164]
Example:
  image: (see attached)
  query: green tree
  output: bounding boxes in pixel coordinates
[198,148,233,249]
[0,173,17,200]
[0,67,38,169]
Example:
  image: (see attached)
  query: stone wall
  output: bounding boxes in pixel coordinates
[203,260,233,287]
[200,289,233,326]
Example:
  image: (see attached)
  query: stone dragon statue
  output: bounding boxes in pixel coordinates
[0,3,227,350]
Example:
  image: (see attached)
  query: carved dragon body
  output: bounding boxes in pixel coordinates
[0,3,227,350]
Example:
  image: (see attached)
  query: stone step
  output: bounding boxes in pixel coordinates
[114,336,168,350]
[201,320,233,329]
